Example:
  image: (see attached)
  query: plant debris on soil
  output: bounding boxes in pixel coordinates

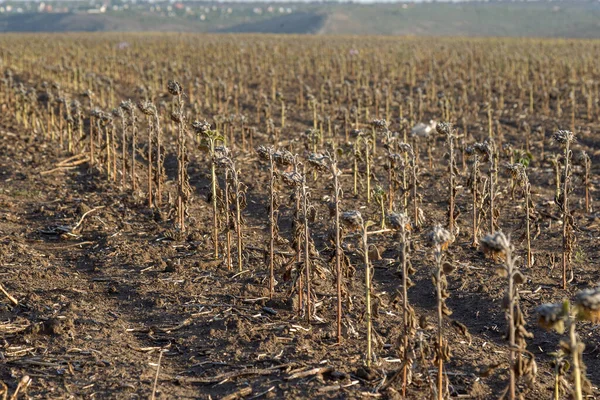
[0,34,600,399]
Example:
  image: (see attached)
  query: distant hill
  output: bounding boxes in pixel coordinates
[0,12,208,32]
[0,2,599,38]
[213,11,326,34]
[319,2,600,38]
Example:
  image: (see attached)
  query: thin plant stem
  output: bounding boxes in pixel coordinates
[562,140,570,289]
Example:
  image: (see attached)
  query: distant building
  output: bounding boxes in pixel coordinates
[87,5,107,13]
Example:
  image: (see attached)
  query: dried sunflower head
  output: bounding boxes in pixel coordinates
[256,145,271,161]
[137,100,156,116]
[100,112,113,124]
[215,156,233,171]
[170,111,183,124]
[192,120,211,135]
[70,99,81,112]
[111,107,123,119]
[429,225,454,250]
[574,287,600,323]
[90,108,103,118]
[272,150,294,167]
[371,119,388,131]
[553,130,575,145]
[214,146,230,160]
[480,231,510,261]
[536,302,567,334]
[473,142,492,162]
[388,153,403,165]
[281,171,303,188]
[167,80,183,96]
[398,142,414,158]
[307,153,330,172]
[341,210,363,231]
[436,122,453,136]
[574,150,590,167]
[387,212,411,232]
[504,163,528,185]
[120,100,134,112]
[504,162,519,177]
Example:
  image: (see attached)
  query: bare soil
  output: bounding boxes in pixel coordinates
[1,94,600,400]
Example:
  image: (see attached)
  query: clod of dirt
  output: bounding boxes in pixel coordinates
[330,370,349,381]
[152,208,167,222]
[199,260,221,270]
[77,202,91,216]
[187,230,202,242]
[257,333,281,355]
[28,317,75,336]
[452,320,470,339]
[266,298,292,311]
[156,259,167,270]
[0,200,15,209]
[419,315,433,330]
[165,260,180,273]
[469,380,490,399]
[264,391,276,399]
[384,387,402,400]
[368,246,384,261]
[107,285,119,294]
[355,366,377,381]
